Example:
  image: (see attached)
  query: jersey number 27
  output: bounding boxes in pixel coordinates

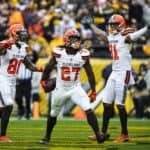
[61,67,80,81]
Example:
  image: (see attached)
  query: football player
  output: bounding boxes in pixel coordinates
[0,24,43,142]
[40,29,107,144]
[84,14,150,142]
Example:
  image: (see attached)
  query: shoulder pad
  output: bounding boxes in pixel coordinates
[23,43,28,48]
[121,28,136,36]
[80,49,90,60]
[52,47,63,58]
[18,41,28,47]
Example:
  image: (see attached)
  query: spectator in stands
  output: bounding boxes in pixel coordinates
[130,63,150,119]
[16,0,27,11]
[42,6,62,42]
[27,7,44,36]
[46,32,64,55]
[8,7,24,26]
[0,9,9,41]
[28,32,48,57]
[57,15,76,37]
[76,5,89,22]
[139,0,150,26]
[129,0,143,28]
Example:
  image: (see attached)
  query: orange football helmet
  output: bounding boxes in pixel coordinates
[108,14,126,34]
[64,29,80,49]
[8,24,28,41]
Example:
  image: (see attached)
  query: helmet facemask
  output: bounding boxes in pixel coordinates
[108,14,126,34]
[16,30,28,42]
[68,35,81,50]
[108,22,120,34]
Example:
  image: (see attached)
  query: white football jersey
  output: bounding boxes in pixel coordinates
[108,28,135,71]
[0,41,28,79]
[52,47,90,89]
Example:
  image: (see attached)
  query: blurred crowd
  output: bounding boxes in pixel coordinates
[0,0,150,58]
[129,61,150,119]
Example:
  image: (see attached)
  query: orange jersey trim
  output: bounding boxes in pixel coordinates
[125,70,130,85]
[121,28,136,36]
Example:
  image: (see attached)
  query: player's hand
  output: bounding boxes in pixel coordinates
[37,67,44,72]
[0,39,15,49]
[83,15,94,25]
[88,91,96,102]
[148,24,150,30]
[40,78,56,93]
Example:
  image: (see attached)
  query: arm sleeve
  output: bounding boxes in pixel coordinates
[80,49,90,60]
[129,27,148,41]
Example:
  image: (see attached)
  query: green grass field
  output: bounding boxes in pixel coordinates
[0,117,150,150]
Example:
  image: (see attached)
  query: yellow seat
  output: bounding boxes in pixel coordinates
[143,44,150,56]
[94,17,105,24]
[76,22,81,29]
[53,19,60,25]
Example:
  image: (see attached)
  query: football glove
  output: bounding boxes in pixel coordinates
[37,67,44,72]
[83,15,94,25]
[88,91,96,102]
[40,78,56,93]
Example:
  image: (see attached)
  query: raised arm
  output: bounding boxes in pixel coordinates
[126,26,150,43]
[90,24,108,42]
[84,15,108,42]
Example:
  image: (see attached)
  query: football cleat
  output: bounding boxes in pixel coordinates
[114,134,130,142]
[96,133,108,143]
[39,138,50,144]
[0,136,12,142]
[88,131,110,141]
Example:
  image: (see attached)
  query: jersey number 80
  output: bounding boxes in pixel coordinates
[7,58,23,74]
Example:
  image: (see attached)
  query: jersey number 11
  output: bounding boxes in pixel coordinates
[109,44,119,60]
